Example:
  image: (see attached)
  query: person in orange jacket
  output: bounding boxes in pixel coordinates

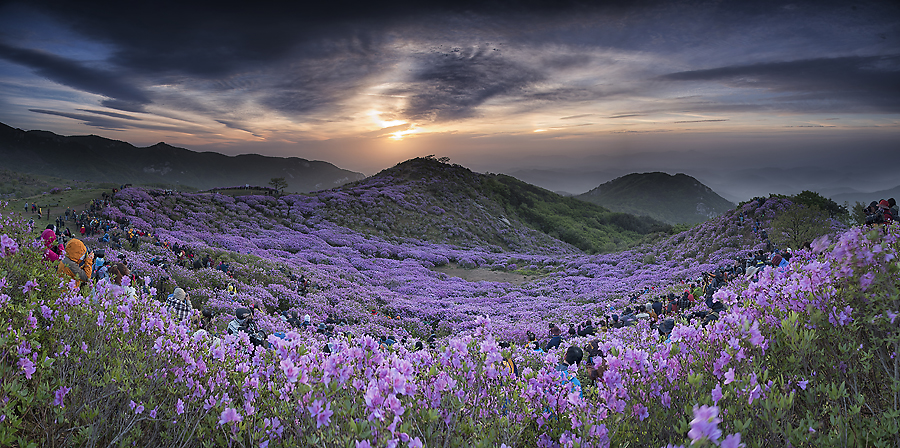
[57,238,93,288]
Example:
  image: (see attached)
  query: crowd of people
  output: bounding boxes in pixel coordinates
[865,198,897,225]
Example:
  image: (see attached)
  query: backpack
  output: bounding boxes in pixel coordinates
[501,357,519,378]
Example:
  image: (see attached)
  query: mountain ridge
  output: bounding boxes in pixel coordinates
[0,122,365,193]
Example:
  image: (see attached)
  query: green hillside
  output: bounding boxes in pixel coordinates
[577,172,734,225]
[318,157,672,254]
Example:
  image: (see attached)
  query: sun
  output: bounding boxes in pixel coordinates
[389,127,419,141]
[367,110,406,128]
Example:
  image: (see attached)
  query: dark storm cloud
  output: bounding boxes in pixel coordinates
[0,42,151,112]
[259,46,386,117]
[16,0,592,78]
[661,55,900,113]
[400,47,543,122]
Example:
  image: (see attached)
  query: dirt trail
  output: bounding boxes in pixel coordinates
[430,265,540,285]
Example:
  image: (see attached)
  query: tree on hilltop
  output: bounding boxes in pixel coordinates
[769,203,832,250]
[269,177,288,197]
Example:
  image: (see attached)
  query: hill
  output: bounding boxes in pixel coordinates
[0,122,365,193]
[315,156,672,254]
[1,163,889,447]
[576,172,734,225]
[830,184,900,207]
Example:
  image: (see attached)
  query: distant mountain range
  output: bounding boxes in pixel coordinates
[830,185,900,207]
[0,122,365,193]
[576,172,734,225]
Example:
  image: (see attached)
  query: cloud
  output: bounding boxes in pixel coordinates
[0,42,151,111]
[216,119,260,136]
[76,109,141,120]
[29,108,129,129]
[28,108,213,135]
[399,46,543,122]
[660,55,900,113]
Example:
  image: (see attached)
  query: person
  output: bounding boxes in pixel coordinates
[577,320,595,337]
[526,331,542,351]
[57,238,93,288]
[228,308,251,336]
[193,309,215,338]
[556,346,583,398]
[166,287,193,322]
[285,311,303,329]
[227,307,266,347]
[889,198,898,222]
[879,200,894,223]
[771,253,787,268]
[93,250,108,280]
[108,263,137,298]
[40,229,63,262]
[545,325,563,351]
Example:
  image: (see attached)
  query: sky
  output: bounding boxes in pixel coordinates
[1,0,898,201]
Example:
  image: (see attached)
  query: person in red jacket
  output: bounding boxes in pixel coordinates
[40,229,63,262]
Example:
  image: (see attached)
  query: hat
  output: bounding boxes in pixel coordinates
[173,287,186,301]
[879,200,890,208]
[658,319,675,336]
[235,308,251,320]
[41,228,56,243]
[304,314,311,323]
[550,326,561,336]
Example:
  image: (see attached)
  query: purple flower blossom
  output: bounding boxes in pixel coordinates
[280,359,299,383]
[859,272,875,291]
[724,368,735,385]
[307,399,334,429]
[134,402,144,414]
[798,379,808,390]
[18,358,35,379]
[52,386,71,407]
[22,280,38,294]
[355,440,372,448]
[633,403,649,421]
[687,405,722,444]
[219,407,243,426]
[711,383,723,404]
[176,398,184,415]
[0,234,18,257]
[720,433,744,448]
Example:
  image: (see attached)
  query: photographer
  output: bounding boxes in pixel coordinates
[227,307,267,347]
[57,238,93,288]
[865,201,885,225]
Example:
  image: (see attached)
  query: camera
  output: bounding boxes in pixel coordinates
[866,212,884,225]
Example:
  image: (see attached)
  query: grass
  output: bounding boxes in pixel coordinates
[1,188,115,225]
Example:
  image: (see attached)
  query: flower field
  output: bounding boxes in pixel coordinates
[0,169,898,447]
